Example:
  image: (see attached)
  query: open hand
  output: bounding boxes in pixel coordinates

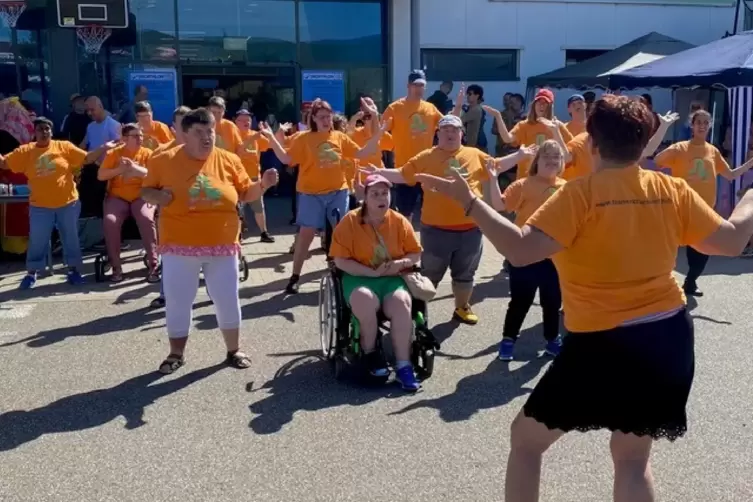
[360,97,378,115]
[415,168,475,207]
[261,168,279,190]
[482,105,502,117]
[359,164,379,176]
[104,140,122,151]
[537,117,558,130]
[485,157,498,178]
[258,121,274,139]
[519,144,539,158]
[658,111,680,126]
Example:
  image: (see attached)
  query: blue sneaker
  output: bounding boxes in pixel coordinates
[544,336,563,357]
[395,365,420,392]
[66,269,85,286]
[498,338,515,361]
[19,274,36,290]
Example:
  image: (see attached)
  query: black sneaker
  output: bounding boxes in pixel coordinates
[285,274,300,294]
[260,232,275,243]
[683,282,703,297]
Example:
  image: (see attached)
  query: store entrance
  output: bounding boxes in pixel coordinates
[181,65,298,124]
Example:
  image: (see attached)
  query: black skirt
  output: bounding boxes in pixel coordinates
[523,309,694,441]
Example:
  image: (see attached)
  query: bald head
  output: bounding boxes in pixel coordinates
[85,96,106,122]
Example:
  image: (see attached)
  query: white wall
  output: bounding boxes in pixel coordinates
[390,0,736,149]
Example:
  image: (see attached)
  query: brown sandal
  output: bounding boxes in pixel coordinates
[158,354,185,374]
[226,350,251,369]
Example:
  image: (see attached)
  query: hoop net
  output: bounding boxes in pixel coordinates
[77,25,112,55]
[0,1,26,28]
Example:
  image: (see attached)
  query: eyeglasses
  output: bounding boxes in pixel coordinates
[125,134,143,139]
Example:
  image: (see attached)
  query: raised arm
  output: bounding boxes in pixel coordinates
[484,158,506,212]
[259,121,292,165]
[84,140,120,165]
[642,112,680,158]
[483,105,515,144]
[353,98,384,159]
[450,84,465,117]
[718,150,753,180]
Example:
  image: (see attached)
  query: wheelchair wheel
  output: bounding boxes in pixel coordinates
[238,255,250,282]
[94,254,110,282]
[318,274,338,359]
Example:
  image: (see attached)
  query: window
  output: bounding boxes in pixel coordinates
[297,0,385,66]
[564,49,608,67]
[745,2,753,31]
[176,0,296,63]
[421,49,518,82]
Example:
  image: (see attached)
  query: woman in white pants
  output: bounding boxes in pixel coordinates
[142,107,278,374]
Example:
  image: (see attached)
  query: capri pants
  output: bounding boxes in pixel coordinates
[161,254,241,339]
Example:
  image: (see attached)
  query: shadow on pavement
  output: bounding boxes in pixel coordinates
[391,325,551,423]
[247,351,397,435]
[0,363,225,452]
[674,249,753,277]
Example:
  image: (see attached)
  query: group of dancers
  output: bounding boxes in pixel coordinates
[2,67,753,500]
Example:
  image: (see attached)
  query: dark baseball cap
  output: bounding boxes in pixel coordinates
[408,69,427,85]
[567,94,585,106]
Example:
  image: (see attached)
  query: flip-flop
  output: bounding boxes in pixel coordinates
[158,354,185,375]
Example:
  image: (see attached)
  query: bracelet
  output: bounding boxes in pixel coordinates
[464,196,478,216]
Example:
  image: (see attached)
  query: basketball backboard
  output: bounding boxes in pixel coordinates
[56,0,128,28]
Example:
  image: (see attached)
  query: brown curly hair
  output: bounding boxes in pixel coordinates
[586,95,654,165]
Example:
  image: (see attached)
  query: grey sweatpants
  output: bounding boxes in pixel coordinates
[420,225,483,292]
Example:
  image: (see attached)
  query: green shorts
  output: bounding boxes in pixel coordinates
[341,274,407,306]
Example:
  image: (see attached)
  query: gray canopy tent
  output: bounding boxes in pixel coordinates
[526,32,695,91]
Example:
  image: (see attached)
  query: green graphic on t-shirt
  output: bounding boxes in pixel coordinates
[445,157,469,178]
[317,143,340,165]
[689,158,710,181]
[188,174,222,203]
[544,186,559,198]
[371,242,390,267]
[34,155,56,177]
[143,136,158,150]
[409,114,427,135]
[535,134,546,146]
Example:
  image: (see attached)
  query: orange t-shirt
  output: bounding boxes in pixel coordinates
[238,130,271,179]
[526,165,724,332]
[141,121,173,150]
[655,140,731,207]
[100,145,153,202]
[399,146,491,229]
[564,132,594,181]
[143,146,252,247]
[565,120,586,137]
[383,98,443,166]
[151,139,179,156]
[215,119,243,153]
[286,130,360,195]
[509,121,574,179]
[3,140,87,208]
[329,207,422,268]
[503,175,566,227]
[349,126,394,183]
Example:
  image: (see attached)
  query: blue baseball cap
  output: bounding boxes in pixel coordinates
[408,69,427,85]
[567,94,585,106]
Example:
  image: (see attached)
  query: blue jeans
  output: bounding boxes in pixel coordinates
[28,200,83,272]
[296,189,349,230]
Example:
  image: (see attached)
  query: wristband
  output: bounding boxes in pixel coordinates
[464,196,478,216]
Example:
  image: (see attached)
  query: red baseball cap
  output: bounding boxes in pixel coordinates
[534,89,554,104]
[365,173,392,188]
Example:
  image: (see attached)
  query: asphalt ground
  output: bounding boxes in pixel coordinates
[1,197,752,502]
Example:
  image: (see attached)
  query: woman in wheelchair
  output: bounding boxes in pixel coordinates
[97,123,157,283]
[329,173,423,391]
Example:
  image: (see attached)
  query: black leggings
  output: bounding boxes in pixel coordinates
[684,246,709,288]
[503,259,561,342]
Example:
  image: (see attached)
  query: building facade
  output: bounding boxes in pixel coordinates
[0,0,738,126]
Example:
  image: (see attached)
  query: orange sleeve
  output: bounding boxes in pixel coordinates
[502,179,524,212]
[63,142,88,170]
[676,178,724,246]
[287,134,306,166]
[258,135,271,152]
[3,146,29,173]
[340,132,360,159]
[558,123,574,143]
[526,180,589,248]
[100,150,118,170]
[399,215,422,255]
[508,122,524,147]
[142,154,163,189]
[382,106,395,131]
[329,216,355,259]
[397,150,430,186]
[232,126,243,152]
[379,132,394,151]
[714,147,733,177]
[654,143,681,172]
[229,153,252,193]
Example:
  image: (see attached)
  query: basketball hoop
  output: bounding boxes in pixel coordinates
[76,25,112,55]
[0,1,26,28]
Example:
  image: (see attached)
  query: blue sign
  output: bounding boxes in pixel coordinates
[301,70,345,114]
[126,69,178,124]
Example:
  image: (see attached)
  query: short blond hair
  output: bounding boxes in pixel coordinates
[528,139,565,177]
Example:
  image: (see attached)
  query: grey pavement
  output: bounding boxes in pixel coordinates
[1,196,752,502]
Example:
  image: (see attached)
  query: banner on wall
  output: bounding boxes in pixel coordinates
[301,70,345,114]
[126,69,178,124]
